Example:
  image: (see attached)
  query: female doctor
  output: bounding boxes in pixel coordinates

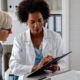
[9,0,66,80]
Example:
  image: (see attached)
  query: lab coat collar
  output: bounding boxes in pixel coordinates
[25,28,31,42]
[25,27,50,46]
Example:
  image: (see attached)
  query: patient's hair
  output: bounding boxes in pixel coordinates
[0,10,12,29]
[16,0,50,23]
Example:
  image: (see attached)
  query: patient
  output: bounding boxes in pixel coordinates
[0,10,12,80]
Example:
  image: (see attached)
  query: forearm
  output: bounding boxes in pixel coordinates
[9,57,33,76]
[10,63,33,76]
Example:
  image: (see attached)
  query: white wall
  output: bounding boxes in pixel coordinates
[62,0,69,70]
[69,0,80,70]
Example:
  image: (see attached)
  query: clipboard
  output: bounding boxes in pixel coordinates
[27,51,72,78]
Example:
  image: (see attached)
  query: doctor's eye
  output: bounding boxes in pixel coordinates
[30,21,35,24]
[38,20,41,22]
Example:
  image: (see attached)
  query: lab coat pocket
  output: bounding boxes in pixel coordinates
[49,49,56,58]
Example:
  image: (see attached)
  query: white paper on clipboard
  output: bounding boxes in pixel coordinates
[56,16,61,32]
[48,16,54,31]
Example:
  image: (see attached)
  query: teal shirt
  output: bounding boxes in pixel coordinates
[34,41,43,66]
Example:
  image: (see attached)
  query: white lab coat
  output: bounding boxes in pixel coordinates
[9,27,66,80]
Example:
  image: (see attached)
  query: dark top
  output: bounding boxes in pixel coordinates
[0,43,3,80]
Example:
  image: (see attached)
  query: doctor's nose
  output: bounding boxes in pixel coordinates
[34,22,39,28]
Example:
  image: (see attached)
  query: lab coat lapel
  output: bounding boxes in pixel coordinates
[42,38,47,50]
[42,27,49,52]
[25,29,35,64]
[24,29,31,46]
[26,28,35,54]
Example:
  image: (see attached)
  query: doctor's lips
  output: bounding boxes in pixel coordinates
[34,29,40,32]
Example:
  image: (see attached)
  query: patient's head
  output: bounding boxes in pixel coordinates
[0,11,12,41]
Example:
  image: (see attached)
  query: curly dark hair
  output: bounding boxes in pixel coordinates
[16,0,50,23]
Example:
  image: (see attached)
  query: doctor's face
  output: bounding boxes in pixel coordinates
[25,11,44,34]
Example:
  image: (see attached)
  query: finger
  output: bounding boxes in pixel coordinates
[47,67,53,70]
[41,57,49,61]
[48,65,56,69]
[42,58,50,64]
[45,55,53,59]
[56,61,58,64]
[43,57,52,62]
[52,67,59,72]
[51,64,58,67]
[47,67,57,72]
[52,69,57,72]
[52,68,58,70]
[38,58,50,68]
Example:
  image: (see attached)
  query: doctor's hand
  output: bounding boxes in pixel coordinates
[32,55,53,72]
[47,61,60,72]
